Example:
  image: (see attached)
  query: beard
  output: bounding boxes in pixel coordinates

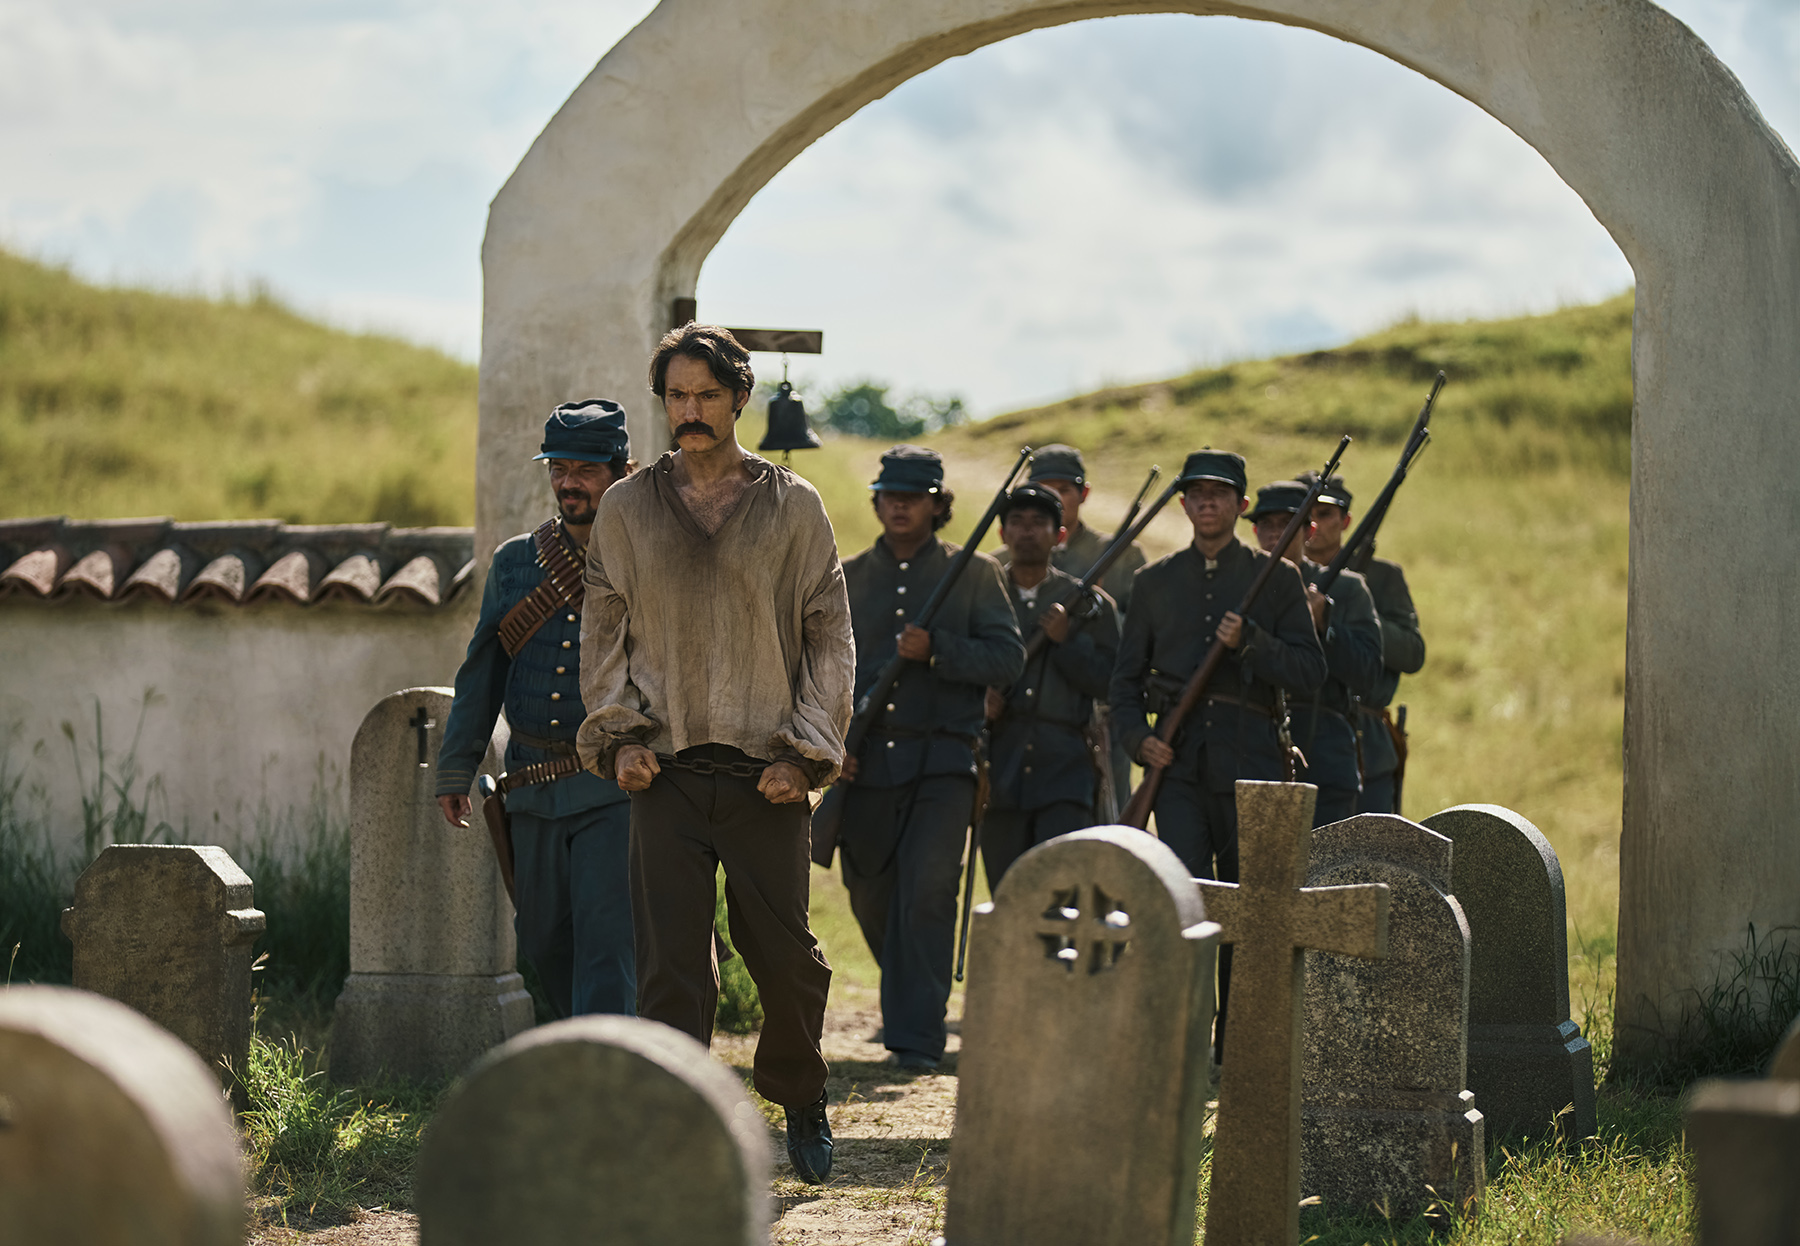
[558,492,598,525]
[675,420,714,439]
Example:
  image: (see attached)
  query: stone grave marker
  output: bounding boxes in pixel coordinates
[1194,780,1390,1246]
[0,985,244,1246]
[415,1015,770,1245]
[1422,803,1596,1142]
[1300,814,1485,1220]
[946,826,1221,1246]
[60,843,265,1096]
[331,686,531,1083]
[1767,1013,1800,1080]
[1687,1078,1800,1245]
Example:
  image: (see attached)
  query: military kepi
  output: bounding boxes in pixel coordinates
[870,444,945,494]
[534,399,630,463]
[1028,443,1085,487]
[1248,479,1312,520]
[1296,469,1353,509]
[999,481,1064,526]
[1175,449,1247,494]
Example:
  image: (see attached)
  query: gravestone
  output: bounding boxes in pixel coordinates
[1300,814,1485,1220]
[1421,803,1596,1143]
[1686,1078,1800,1245]
[60,843,265,1096]
[946,826,1221,1246]
[1194,781,1390,1246]
[0,985,244,1246]
[415,1015,770,1245]
[1767,1013,1800,1080]
[331,686,531,1083]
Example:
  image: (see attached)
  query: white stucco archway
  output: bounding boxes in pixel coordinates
[478,0,1800,1065]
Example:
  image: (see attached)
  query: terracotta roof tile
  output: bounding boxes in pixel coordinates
[0,517,475,610]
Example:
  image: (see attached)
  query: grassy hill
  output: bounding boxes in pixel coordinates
[0,248,1632,1013]
[0,250,477,525]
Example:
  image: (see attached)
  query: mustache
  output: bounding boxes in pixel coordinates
[675,420,715,438]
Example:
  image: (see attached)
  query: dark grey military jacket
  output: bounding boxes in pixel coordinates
[1354,555,1425,781]
[843,535,1024,786]
[1290,562,1384,794]
[1110,536,1326,794]
[988,565,1120,813]
[997,520,1149,617]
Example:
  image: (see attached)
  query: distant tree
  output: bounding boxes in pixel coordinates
[819,381,969,440]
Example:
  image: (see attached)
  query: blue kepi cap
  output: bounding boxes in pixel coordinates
[869,445,945,494]
[1175,449,1248,494]
[534,399,630,464]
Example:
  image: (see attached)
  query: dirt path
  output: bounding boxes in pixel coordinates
[249,982,959,1246]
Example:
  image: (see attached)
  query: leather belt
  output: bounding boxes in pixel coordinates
[497,755,584,795]
[511,730,577,755]
[1199,692,1280,723]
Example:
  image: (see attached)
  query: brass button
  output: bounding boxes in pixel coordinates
[897,585,907,595]
[550,719,560,727]
[555,666,566,675]
[562,641,571,649]
[1025,688,1035,697]
[887,740,896,749]
[885,703,896,712]
[1024,765,1033,774]
[899,562,909,571]
[551,692,561,701]
[895,608,904,617]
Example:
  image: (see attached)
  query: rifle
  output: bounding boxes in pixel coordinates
[1119,435,1352,830]
[1018,474,1178,667]
[1116,465,1160,538]
[1315,371,1442,595]
[809,447,1035,868]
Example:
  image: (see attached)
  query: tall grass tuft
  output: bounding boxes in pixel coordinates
[715,869,765,1034]
[242,1029,444,1225]
[0,732,75,985]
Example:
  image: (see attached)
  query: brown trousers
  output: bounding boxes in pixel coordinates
[628,744,832,1108]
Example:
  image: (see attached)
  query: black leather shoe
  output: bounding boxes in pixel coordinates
[785,1091,833,1184]
[885,1049,938,1072]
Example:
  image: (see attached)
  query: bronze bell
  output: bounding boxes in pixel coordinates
[758,380,821,456]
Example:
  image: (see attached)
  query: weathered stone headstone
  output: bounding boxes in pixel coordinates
[415,1015,769,1245]
[1301,814,1485,1221]
[60,843,265,1095]
[331,686,531,1083]
[1195,781,1390,1246]
[947,827,1221,1246]
[1767,1013,1800,1080]
[1422,803,1596,1143]
[1687,1078,1800,1245]
[0,985,244,1246]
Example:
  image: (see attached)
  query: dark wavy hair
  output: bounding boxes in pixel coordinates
[649,322,755,400]
[871,489,956,531]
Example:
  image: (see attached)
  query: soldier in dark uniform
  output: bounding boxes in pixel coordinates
[979,482,1119,890]
[1246,480,1384,827]
[995,443,1145,816]
[436,401,635,1018]
[839,446,1024,1071]
[1110,450,1324,1061]
[1297,471,1427,814]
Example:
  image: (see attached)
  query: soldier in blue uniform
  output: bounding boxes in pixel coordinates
[980,482,1119,889]
[435,401,636,1018]
[1246,479,1384,827]
[1296,471,1427,814]
[838,446,1024,1071]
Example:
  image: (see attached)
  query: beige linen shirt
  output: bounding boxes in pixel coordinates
[576,451,855,786]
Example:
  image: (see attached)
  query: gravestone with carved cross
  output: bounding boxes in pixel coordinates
[1196,781,1390,1246]
[947,827,1221,1246]
[331,687,531,1083]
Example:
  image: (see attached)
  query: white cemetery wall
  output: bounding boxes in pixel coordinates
[0,597,473,861]
[479,0,1800,1071]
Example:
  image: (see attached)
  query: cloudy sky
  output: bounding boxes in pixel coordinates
[3,0,1796,415]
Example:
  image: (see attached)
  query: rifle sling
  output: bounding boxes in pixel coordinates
[496,519,586,657]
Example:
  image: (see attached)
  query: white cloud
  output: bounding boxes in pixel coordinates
[0,1,1793,413]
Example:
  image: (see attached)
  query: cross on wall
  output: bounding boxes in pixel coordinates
[1197,781,1390,1246]
[409,707,436,769]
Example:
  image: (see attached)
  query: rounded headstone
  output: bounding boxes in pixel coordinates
[415,1015,770,1246]
[0,985,244,1246]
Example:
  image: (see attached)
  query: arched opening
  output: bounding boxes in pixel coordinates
[479,0,1800,1067]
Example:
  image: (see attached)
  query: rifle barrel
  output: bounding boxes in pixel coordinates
[1317,371,1444,595]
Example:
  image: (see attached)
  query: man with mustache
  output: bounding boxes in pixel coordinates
[436,400,637,1019]
[577,323,854,1184]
